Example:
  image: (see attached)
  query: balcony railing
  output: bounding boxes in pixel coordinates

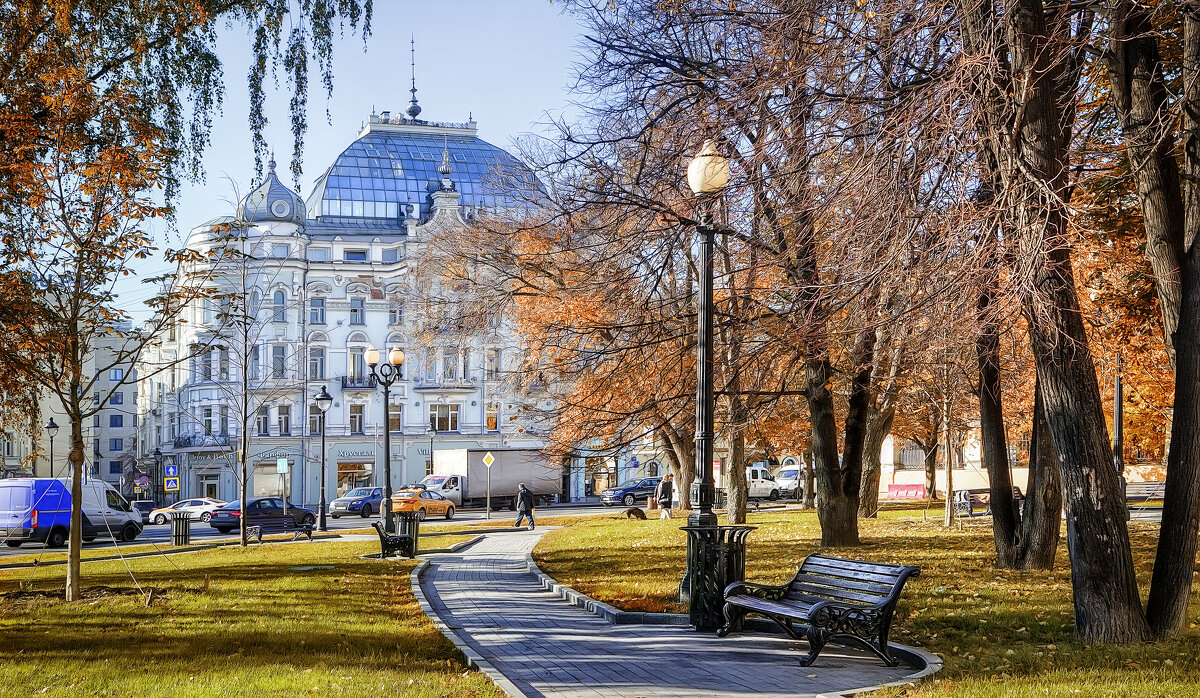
[173,433,231,449]
[341,375,378,390]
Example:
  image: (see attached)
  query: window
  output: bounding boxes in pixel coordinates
[307,247,329,261]
[109,461,122,475]
[349,298,365,325]
[389,403,403,433]
[428,404,460,432]
[485,349,501,380]
[93,391,100,406]
[168,322,176,342]
[110,368,124,381]
[111,392,123,405]
[486,402,499,432]
[382,248,399,263]
[272,345,287,378]
[389,302,404,325]
[219,349,229,380]
[169,413,177,440]
[308,347,326,380]
[344,249,367,262]
[202,407,213,435]
[277,405,291,436]
[424,348,436,381]
[309,297,326,324]
[461,349,471,377]
[488,310,501,328]
[272,290,286,322]
[109,414,123,428]
[250,345,260,380]
[200,351,212,380]
[443,347,458,381]
[257,406,270,436]
[109,438,124,452]
[220,406,229,435]
[270,243,290,258]
[94,438,101,456]
[348,347,365,380]
[349,404,364,434]
[309,404,324,435]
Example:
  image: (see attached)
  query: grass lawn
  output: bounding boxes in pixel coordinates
[0,541,501,697]
[533,505,1200,697]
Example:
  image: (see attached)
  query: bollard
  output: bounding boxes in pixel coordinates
[396,510,421,557]
[170,511,191,546]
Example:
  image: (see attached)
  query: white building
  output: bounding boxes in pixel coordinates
[136,102,551,506]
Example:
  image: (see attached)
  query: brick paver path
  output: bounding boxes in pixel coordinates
[419,529,928,697]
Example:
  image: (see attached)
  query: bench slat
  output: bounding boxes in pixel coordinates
[801,555,908,577]
[727,593,816,617]
[791,573,895,596]
[801,561,903,586]
[789,586,890,605]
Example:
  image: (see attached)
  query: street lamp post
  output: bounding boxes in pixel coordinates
[367,345,405,533]
[315,387,334,531]
[153,447,163,507]
[44,418,59,478]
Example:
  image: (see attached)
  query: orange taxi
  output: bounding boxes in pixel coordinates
[391,489,455,520]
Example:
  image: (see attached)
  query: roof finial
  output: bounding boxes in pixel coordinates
[407,36,422,119]
[268,151,277,174]
[439,137,452,177]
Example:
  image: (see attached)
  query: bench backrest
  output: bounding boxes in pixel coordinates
[789,554,920,608]
[1126,481,1165,496]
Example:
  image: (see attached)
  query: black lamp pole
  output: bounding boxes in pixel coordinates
[45,418,59,478]
[368,346,405,533]
[315,387,334,531]
[153,447,163,507]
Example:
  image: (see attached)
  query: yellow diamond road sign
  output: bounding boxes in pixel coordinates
[482,452,495,468]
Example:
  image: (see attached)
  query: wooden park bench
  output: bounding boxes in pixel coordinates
[372,521,415,559]
[245,518,315,544]
[1125,481,1165,504]
[952,486,1024,518]
[717,553,920,667]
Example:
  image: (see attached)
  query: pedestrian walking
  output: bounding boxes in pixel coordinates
[655,473,674,519]
[514,482,536,530]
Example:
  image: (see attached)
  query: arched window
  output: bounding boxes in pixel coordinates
[647,461,660,477]
[272,290,286,322]
[782,457,798,467]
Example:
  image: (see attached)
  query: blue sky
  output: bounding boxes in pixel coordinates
[126,0,584,316]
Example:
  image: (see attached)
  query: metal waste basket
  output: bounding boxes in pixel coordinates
[396,510,421,557]
[679,524,755,631]
[170,511,191,546]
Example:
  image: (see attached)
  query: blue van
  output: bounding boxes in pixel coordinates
[0,478,142,548]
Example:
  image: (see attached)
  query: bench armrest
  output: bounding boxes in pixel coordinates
[723,580,787,600]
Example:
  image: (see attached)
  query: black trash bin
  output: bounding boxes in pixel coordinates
[396,511,421,557]
[678,524,755,631]
[170,511,191,546]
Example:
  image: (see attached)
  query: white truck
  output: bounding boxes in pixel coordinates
[713,461,784,501]
[419,448,563,510]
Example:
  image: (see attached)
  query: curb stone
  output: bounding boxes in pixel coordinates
[524,551,944,686]
[410,556,528,698]
[0,533,344,570]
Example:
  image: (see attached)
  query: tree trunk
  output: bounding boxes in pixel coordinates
[1016,386,1062,570]
[858,409,893,518]
[65,412,84,602]
[977,292,1020,566]
[802,447,815,509]
[660,419,694,511]
[923,408,941,499]
[725,430,747,524]
[807,356,858,546]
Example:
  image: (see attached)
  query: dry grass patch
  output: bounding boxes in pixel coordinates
[533,508,1200,696]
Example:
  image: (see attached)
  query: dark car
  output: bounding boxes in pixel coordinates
[208,497,316,534]
[328,487,384,519]
[129,500,156,525]
[601,477,662,507]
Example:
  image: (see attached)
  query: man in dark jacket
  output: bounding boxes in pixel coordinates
[514,482,535,530]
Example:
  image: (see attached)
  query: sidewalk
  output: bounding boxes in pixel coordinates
[417,529,936,698]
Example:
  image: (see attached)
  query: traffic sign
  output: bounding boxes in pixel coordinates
[137,475,151,486]
[482,452,495,468]
[165,464,178,478]
[164,477,180,492]
[134,485,144,493]
[276,458,289,474]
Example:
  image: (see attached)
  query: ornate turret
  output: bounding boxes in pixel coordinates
[238,156,305,224]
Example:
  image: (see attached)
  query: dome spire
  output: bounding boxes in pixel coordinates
[439,136,455,191]
[406,36,422,119]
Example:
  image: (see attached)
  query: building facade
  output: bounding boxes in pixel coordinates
[136,104,550,507]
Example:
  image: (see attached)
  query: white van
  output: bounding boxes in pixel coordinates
[0,477,142,548]
[746,466,781,500]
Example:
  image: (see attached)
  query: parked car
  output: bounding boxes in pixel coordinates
[208,497,316,534]
[148,498,226,524]
[328,487,384,519]
[601,477,662,507]
[129,500,156,524]
[390,489,454,520]
[773,467,802,499]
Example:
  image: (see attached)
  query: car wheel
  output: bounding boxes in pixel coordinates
[445,506,455,520]
[330,514,340,519]
[216,527,232,534]
[301,514,316,526]
[120,523,139,542]
[769,489,779,501]
[47,527,68,548]
[82,536,96,543]
[360,504,372,519]
[153,514,166,525]
[6,541,21,548]
[417,508,426,521]
[622,493,636,507]
[200,512,211,523]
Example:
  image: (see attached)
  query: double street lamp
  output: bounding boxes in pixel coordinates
[315,387,334,531]
[367,345,405,533]
[44,418,59,478]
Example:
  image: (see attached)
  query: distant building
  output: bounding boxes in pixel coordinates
[136,100,553,505]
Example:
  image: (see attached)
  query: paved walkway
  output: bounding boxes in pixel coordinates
[418,529,934,698]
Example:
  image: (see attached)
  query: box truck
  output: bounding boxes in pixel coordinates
[419,448,562,510]
[0,478,143,548]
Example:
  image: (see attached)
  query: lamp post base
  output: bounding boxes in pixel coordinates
[680,524,755,631]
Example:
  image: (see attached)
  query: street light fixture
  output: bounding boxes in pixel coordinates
[367,345,404,533]
[45,418,59,478]
[315,386,334,531]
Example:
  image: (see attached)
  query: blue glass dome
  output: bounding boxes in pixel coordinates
[306,121,539,221]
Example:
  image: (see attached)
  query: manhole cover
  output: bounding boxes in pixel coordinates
[287,565,337,572]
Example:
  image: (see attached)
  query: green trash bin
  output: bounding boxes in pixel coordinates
[170,511,191,546]
[396,511,420,557]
